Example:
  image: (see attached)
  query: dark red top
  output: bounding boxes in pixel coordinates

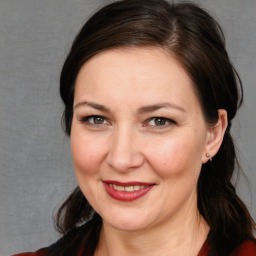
[11,239,256,256]
[197,240,256,256]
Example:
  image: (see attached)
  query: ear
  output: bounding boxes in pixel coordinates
[201,109,228,163]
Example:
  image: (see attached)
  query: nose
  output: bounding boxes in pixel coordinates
[106,126,144,172]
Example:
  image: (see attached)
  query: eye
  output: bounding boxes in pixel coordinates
[146,117,175,128]
[149,117,167,126]
[80,115,108,125]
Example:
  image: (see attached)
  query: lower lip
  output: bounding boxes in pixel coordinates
[103,182,154,202]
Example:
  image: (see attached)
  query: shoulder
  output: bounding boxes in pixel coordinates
[230,239,256,256]
[11,248,48,256]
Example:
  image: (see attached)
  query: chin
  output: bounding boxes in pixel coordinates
[109,221,148,232]
[102,211,155,232]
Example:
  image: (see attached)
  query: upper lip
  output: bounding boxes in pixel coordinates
[103,180,155,186]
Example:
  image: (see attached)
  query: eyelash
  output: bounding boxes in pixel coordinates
[79,115,176,129]
[144,117,176,129]
[79,115,110,126]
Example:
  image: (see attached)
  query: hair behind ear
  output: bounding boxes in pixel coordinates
[202,109,228,164]
[198,130,255,255]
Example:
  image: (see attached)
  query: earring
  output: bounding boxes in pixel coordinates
[206,153,212,162]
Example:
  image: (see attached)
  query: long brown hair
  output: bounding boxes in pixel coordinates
[49,1,255,255]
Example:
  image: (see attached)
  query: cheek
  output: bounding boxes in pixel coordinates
[146,135,204,178]
[71,132,106,176]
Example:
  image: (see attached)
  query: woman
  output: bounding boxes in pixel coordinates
[13,0,256,255]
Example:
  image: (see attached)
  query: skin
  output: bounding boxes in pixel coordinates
[71,47,227,256]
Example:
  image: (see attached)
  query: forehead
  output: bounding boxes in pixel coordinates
[74,47,201,113]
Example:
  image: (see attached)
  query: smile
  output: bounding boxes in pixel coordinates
[109,184,149,192]
[103,180,155,201]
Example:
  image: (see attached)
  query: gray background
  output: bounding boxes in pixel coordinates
[0,0,255,255]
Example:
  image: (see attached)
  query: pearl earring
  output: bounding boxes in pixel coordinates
[206,153,212,162]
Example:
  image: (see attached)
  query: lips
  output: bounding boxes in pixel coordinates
[103,180,155,201]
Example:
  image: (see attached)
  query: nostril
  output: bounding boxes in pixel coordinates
[107,131,144,171]
[107,150,144,172]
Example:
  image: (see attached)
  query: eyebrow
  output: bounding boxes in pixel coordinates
[74,101,186,114]
[74,101,110,112]
[137,103,186,114]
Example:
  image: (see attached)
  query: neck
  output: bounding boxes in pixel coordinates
[95,204,209,256]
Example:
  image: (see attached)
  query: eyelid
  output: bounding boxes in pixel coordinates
[143,117,176,128]
[78,115,175,129]
[79,115,110,125]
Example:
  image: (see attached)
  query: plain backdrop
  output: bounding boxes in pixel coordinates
[0,0,255,255]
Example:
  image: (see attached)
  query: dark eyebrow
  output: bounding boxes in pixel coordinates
[74,101,110,113]
[137,103,186,114]
[74,101,186,114]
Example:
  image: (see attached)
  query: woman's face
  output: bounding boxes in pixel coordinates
[71,47,211,232]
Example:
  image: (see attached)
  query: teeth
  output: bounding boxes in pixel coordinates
[110,184,148,192]
[112,184,125,191]
[133,185,140,191]
[125,186,134,192]
[117,185,125,191]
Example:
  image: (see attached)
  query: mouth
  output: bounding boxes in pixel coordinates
[109,184,149,192]
[102,180,155,201]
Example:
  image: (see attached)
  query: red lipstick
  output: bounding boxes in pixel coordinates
[103,180,155,201]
